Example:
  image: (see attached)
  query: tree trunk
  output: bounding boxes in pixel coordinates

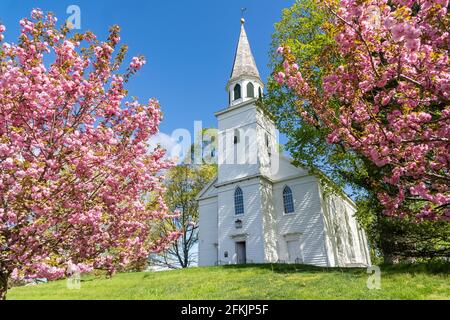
[0,271,9,300]
[379,218,401,265]
[383,253,400,265]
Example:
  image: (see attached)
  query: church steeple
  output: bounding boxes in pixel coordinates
[227,18,264,107]
[229,18,261,83]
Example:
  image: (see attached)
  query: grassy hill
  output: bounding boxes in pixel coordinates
[7,263,450,300]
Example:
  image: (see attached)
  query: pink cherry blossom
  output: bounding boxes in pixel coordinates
[130,56,146,71]
[274,71,286,84]
[0,10,179,299]
[275,0,449,222]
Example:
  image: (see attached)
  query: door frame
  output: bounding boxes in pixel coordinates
[235,241,247,264]
[283,233,303,264]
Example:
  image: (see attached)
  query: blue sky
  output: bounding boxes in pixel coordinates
[0,0,294,150]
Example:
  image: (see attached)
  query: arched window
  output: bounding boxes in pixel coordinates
[258,87,262,98]
[234,187,244,215]
[233,84,241,101]
[247,82,255,98]
[283,186,295,214]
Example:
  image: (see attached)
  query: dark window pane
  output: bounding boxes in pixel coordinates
[234,84,241,100]
[247,82,255,98]
[234,187,244,215]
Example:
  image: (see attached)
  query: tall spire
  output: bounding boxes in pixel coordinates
[228,19,261,85]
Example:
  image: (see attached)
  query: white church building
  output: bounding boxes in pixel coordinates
[197,19,371,268]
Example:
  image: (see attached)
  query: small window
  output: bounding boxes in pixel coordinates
[258,87,262,98]
[283,186,295,214]
[234,187,244,215]
[247,82,255,98]
[233,84,241,100]
[234,129,240,144]
[265,133,271,155]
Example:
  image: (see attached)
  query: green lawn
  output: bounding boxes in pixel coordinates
[7,263,450,300]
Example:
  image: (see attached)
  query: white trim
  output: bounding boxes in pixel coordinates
[226,75,264,92]
[230,233,249,241]
[215,173,271,188]
[196,175,218,200]
[283,232,302,242]
[215,99,258,117]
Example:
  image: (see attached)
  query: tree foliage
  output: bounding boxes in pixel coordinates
[276,0,449,221]
[0,10,178,298]
[150,129,218,268]
[150,163,217,268]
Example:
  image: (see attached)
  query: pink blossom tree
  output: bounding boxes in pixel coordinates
[0,9,179,299]
[276,0,449,222]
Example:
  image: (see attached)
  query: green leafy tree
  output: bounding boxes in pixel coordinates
[150,130,218,268]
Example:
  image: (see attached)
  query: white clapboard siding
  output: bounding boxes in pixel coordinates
[198,197,218,266]
[216,179,266,264]
[274,176,329,266]
[319,184,372,267]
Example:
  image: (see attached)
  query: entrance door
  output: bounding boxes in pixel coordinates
[287,240,302,264]
[236,242,246,264]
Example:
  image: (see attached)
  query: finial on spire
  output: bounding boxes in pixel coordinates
[241,8,247,24]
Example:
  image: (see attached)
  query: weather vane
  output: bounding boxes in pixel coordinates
[241,7,247,24]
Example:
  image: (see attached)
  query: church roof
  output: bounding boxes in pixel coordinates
[228,19,261,85]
